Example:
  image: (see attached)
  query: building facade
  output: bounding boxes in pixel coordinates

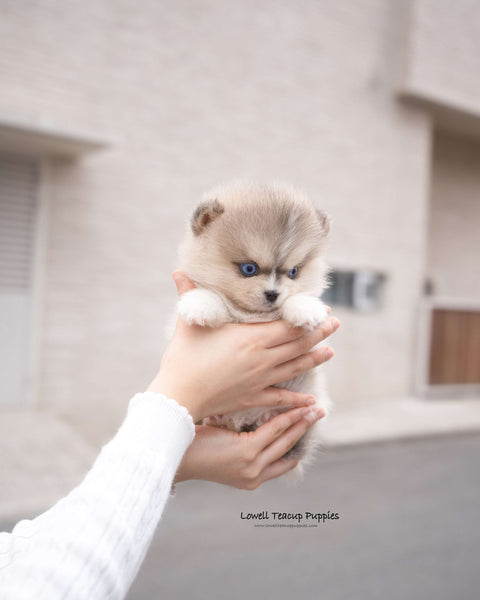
[1,0,479,448]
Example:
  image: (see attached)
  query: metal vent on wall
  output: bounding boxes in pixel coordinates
[322,269,385,311]
[0,154,40,404]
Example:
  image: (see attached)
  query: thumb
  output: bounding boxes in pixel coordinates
[172,270,196,296]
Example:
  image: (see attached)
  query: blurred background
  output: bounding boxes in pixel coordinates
[1,1,479,598]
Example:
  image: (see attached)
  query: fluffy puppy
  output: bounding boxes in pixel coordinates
[176,181,331,474]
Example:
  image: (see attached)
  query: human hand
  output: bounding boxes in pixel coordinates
[147,271,340,422]
[174,404,326,489]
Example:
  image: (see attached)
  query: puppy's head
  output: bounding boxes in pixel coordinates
[180,182,330,315]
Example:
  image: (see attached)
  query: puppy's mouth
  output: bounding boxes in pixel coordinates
[227,296,281,315]
[258,298,284,313]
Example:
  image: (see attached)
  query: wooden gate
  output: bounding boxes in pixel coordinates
[429,309,480,384]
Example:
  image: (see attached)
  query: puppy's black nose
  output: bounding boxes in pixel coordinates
[265,290,279,303]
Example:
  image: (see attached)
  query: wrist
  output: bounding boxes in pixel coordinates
[146,374,202,423]
[173,463,189,484]
[173,425,210,484]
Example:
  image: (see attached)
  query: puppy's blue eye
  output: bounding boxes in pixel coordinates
[240,263,258,277]
[288,266,298,279]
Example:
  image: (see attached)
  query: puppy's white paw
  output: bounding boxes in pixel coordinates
[282,295,328,330]
[177,289,230,327]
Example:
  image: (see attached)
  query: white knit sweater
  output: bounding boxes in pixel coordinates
[0,392,196,600]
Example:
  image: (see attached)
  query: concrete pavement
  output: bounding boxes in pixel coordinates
[1,403,479,599]
[127,431,480,600]
[1,395,480,522]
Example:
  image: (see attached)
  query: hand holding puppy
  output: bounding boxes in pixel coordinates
[174,406,325,490]
[147,271,339,423]
[148,270,339,488]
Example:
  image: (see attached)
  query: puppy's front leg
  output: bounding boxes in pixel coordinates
[177,288,231,327]
[281,294,328,330]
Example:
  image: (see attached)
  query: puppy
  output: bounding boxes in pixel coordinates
[176,181,331,474]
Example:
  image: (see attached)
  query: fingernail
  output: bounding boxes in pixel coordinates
[306,409,320,424]
[330,317,340,331]
[324,347,334,360]
[299,407,311,416]
[306,396,316,405]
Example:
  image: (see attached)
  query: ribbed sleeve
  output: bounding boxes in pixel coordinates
[0,392,195,600]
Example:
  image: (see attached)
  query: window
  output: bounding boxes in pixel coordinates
[0,154,40,404]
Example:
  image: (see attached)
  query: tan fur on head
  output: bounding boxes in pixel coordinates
[316,208,330,236]
[191,199,224,235]
[179,181,331,320]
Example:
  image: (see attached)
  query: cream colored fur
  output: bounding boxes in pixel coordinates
[175,181,332,476]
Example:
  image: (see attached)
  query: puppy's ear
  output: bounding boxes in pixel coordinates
[191,199,224,235]
[316,209,331,236]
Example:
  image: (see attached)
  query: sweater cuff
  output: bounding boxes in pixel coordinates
[115,392,196,467]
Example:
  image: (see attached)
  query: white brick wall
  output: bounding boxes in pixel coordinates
[401,0,480,116]
[0,0,434,445]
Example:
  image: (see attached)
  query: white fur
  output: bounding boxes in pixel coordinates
[177,288,231,327]
[281,294,328,330]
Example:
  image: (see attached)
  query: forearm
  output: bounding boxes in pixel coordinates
[0,392,195,600]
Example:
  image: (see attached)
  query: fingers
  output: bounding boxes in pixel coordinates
[269,316,340,366]
[257,407,324,468]
[251,307,336,350]
[251,319,310,349]
[237,408,325,490]
[250,457,300,488]
[235,405,325,490]
[271,346,335,386]
[172,270,196,296]
[251,387,316,411]
[252,405,322,451]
